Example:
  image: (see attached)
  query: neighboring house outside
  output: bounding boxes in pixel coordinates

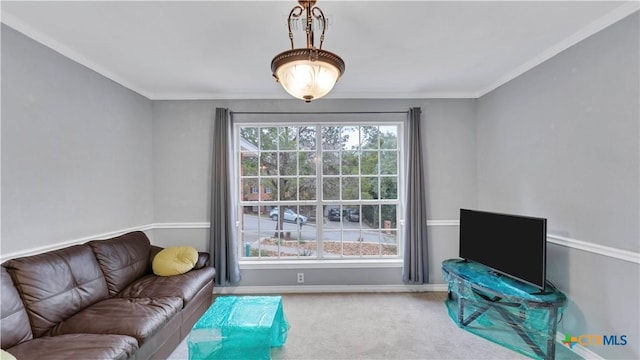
[240,136,273,213]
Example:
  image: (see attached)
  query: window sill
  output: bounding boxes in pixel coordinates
[239,258,403,270]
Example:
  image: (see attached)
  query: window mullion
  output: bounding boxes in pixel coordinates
[316,126,324,259]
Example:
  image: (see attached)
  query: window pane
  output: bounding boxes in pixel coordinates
[342,177,359,200]
[323,177,340,200]
[361,177,378,200]
[242,178,259,201]
[240,127,259,150]
[341,126,359,151]
[325,206,342,224]
[260,152,277,175]
[381,205,397,229]
[279,178,298,200]
[242,206,258,214]
[344,206,360,224]
[298,126,316,150]
[341,151,359,175]
[322,152,340,175]
[241,154,259,176]
[279,126,297,150]
[382,243,398,256]
[362,204,379,228]
[380,151,397,175]
[263,178,278,198]
[242,231,261,257]
[361,126,379,150]
[323,231,342,258]
[279,153,297,176]
[299,151,316,175]
[299,178,316,200]
[380,126,398,149]
[260,127,278,150]
[361,151,378,175]
[322,126,343,150]
[380,177,397,199]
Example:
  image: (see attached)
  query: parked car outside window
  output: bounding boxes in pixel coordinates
[345,210,360,222]
[269,208,308,225]
[328,208,341,221]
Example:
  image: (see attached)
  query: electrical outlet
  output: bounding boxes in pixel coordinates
[297,273,304,283]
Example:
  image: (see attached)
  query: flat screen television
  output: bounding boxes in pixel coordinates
[459,208,548,290]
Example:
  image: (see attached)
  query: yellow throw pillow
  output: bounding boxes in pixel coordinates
[152,246,199,276]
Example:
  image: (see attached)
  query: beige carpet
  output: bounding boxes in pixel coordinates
[168,292,581,360]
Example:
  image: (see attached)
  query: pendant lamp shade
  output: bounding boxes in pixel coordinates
[271,1,345,102]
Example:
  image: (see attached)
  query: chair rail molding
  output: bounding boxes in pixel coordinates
[2,221,637,265]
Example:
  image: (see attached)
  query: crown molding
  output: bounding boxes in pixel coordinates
[477,2,640,97]
[1,11,153,99]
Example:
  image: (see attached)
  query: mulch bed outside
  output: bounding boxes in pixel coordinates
[256,238,398,257]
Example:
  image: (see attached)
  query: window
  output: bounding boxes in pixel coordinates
[237,121,403,260]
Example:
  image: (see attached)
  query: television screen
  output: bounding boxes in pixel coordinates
[459,209,547,290]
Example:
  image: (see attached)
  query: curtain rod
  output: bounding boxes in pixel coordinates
[230,111,409,115]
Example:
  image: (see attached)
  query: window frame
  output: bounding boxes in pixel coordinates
[235,118,405,263]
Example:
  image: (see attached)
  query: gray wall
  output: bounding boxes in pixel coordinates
[151,99,477,285]
[1,25,154,256]
[477,12,639,360]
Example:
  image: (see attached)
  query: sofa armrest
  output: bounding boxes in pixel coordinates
[194,252,210,269]
[149,246,163,272]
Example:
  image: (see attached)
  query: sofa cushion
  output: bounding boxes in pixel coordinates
[152,246,199,276]
[1,267,32,349]
[5,333,138,360]
[2,245,109,338]
[88,231,152,296]
[49,297,183,344]
[118,266,216,306]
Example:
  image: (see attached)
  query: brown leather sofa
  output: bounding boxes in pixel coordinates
[1,231,216,360]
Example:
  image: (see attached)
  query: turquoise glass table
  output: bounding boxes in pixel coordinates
[188,296,290,360]
[442,259,567,360]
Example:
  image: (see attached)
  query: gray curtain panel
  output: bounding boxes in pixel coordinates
[210,108,241,286]
[402,107,429,284]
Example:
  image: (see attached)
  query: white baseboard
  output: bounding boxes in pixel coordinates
[213,283,448,294]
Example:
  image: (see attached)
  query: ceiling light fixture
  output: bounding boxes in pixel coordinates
[271,0,345,103]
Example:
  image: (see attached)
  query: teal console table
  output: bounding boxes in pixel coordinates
[442,259,567,360]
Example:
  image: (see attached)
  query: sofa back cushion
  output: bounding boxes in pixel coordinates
[1,267,33,348]
[2,245,109,338]
[88,231,151,296]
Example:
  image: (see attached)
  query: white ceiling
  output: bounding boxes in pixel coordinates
[2,1,638,100]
